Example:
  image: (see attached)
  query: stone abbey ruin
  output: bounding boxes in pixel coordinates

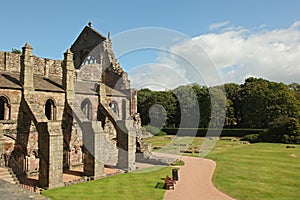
[0,24,146,188]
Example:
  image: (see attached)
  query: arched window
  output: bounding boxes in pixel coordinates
[81,99,92,120]
[0,96,10,120]
[109,101,118,114]
[82,55,97,66]
[45,99,56,120]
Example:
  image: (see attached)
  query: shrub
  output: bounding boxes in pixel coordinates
[283,135,300,144]
[161,128,265,137]
[144,125,167,136]
[261,116,300,144]
[241,134,259,143]
[171,159,185,166]
[156,131,167,136]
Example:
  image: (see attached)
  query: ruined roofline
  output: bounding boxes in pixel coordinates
[0,23,111,71]
[0,50,64,62]
[85,24,108,40]
[0,49,64,78]
[70,23,110,69]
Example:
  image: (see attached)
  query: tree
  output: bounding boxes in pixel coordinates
[205,86,227,128]
[11,48,21,54]
[173,85,200,128]
[259,116,300,144]
[239,78,300,128]
[192,84,211,128]
[137,78,300,131]
[137,89,177,127]
[289,83,300,101]
[224,83,241,127]
[137,88,154,125]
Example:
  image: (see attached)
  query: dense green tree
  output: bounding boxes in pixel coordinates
[224,83,241,126]
[137,88,152,125]
[11,48,21,54]
[239,78,300,128]
[137,78,300,134]
[259,116,300,144]
[137,89,177,127]
[192,84,211,127]
[289,83,300,101]
[173,85,200,128]
[209,86,227,128]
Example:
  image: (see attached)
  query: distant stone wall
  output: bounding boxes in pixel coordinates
[76,63,102,82]
[0,51,63,77]
[0,51,4,70]
[0,52,21,72]
[48,59,63,77]
[33,56,45,76]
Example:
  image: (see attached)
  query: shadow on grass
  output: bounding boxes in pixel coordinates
[155,182,166,189]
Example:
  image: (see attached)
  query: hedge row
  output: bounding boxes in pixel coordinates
[161,128,266,137]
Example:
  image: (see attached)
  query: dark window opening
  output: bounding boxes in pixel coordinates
[0,96,10,120]
[82,55,98,66]
[81,99,92,120]
[45,99,56,120]
[109,101,118,114]
[0,98,5,120]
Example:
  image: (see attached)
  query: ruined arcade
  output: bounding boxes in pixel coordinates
[0,24,141,188]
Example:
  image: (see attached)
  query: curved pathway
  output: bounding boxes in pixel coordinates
[163,156,236,200]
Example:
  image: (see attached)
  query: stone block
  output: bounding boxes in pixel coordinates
[0,51,5,70]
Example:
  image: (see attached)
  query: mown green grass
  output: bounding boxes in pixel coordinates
[144,136,204,156]
[206,140,300,200]
[42,166,173,200]
[146,136,300,199]
[42,136,300,200]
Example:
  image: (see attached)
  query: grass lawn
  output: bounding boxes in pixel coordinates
[146,136,300,199]
[206,140,300,200]
[42,166,173,200]
[144,135,204,156]
[42,136,300,200]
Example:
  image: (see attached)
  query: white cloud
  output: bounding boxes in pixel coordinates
[126,22,300,90]
[209,21,230,31]
[157,21,300,85]
[128,63,191,90]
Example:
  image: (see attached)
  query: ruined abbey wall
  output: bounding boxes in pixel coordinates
[0,51,63,77]
[0,25,140,188]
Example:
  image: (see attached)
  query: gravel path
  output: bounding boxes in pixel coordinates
[164,156,236,200]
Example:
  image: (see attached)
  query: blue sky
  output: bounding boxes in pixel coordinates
[1,0,300,88]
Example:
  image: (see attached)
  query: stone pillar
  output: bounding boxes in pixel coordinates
[20,43,34,93]
[116,120,136,171]
[0,123,4,167]
[98,83,108,105]
[38,122,64,188]
[121,99,130,120]
[130,89,138,115]
[82,121,104,178]
[62,49,75,105]
[44,59,49,77]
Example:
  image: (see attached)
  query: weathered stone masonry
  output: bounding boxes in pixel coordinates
[0,24,142,188]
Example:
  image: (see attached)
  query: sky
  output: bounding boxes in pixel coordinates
[1,0,300,89]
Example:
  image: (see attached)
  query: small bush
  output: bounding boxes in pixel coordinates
[242,134,259,143]
[171,159,185,166]
[144,125,166,136]
[156,131,167,136]
[162,128,265,137]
